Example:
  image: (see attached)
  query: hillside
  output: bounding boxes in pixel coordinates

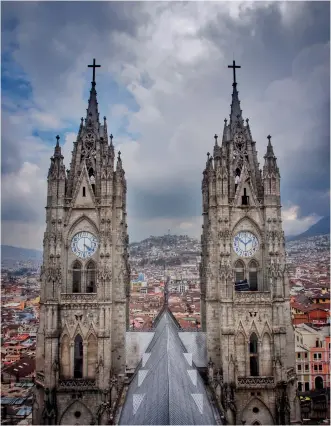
[287,216,330,242]
[129,234,200,266]
[1,245,43,262]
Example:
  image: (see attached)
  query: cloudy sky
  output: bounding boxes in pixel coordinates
[1,1,330,249]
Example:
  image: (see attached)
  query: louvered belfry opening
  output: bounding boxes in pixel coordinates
[235,260,245,282]
[72,261,82,293]
[249,260,258,291]
[86,260,96,293]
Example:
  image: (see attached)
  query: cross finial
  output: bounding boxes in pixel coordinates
[214,134,218,144]
[118,151,121,160]
[207,152,210,159]
[267,134,272,142]
[56,135,60,145]
[110,134,113,143]
[88,58,101,84]
[228,60,241,85]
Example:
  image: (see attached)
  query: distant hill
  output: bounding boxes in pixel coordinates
[1,245,43,262]
[286,216,330,242]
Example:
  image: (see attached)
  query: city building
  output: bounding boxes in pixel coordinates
[295,324,330,392]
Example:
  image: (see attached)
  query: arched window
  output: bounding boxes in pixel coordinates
[235,260,245,283]
[249,260,258,291]
[72,261,82,293]
[74,335,83,378]
[250,333,259,376]
[86,261,96,293]
[315,376,323,390]
[61,335,70,378]
[89,168,95,194]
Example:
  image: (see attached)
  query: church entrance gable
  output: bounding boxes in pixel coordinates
[240,397,274,425]
[59,400,93,425]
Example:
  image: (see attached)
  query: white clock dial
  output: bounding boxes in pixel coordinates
[233,231,259,258]
[71,231,98,259]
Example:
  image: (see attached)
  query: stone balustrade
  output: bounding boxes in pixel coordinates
[57,378,96,389]
[234,291,271,304]
[60,293,98,303]
[237,376,275,388]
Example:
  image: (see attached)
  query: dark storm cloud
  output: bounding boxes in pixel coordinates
[2,1,144,37]
[1,199,43,223]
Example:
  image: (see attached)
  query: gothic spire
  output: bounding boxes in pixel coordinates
[213,133,221,159]
[54,135,62,158]
[86,59,101,129]
[265,135,275,157]
[263,135,279,173]
[116,150,123,171]
[108,134,115,164]
[228,60,243,127]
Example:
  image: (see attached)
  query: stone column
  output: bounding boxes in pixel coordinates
[83,342,88,377]
[70,343,74,377]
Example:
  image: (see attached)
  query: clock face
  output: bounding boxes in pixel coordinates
[71,231,98,259]
[233,231,259,257]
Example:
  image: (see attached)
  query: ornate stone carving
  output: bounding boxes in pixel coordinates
[286,368,296,383]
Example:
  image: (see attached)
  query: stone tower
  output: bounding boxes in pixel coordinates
[33,60,130,425]
[200,62,300,425]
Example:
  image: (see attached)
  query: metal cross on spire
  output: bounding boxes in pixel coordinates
[228,60,241,85]
[88,58,101,84]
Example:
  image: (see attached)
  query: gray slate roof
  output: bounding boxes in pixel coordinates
[119,308,218,425]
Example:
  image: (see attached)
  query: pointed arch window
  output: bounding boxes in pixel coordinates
[72,261,82,293]
[250,333,259,376]
[89,168,96,194]
[242,188,249,205]
[86,261,96,293]
[74,335,83,378]
[249,260,258,291]
[235,260,245,283]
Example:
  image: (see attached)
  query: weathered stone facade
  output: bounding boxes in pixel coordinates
[33,62,130,425]
[201,63,301,425]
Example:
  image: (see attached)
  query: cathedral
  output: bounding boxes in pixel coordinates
[33,60,300,425]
